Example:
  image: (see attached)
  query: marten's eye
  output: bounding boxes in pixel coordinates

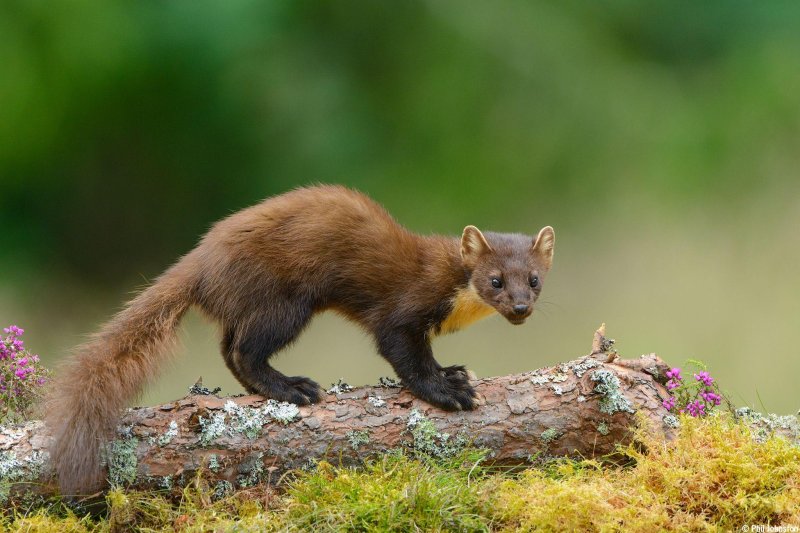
[491,277,503,289]
[530,275,540,288]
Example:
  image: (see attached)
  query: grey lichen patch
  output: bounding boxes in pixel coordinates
[0,450,47,503]
[378,376,401,388]
[597,421,610,436]
[237,452,265,488]
[577,395,587,403]
[591,369,635,415]
[540,428,561,443]
[199,399,300,445]
[531,375,550,386]
[263,399,301,424]
[735,407,799,443]
[108,437,139,487]
[572,358,601,378]
[663,414,680,429]
[159,475,173,490]
[346,429,370,450]
[327,379,354,395]
[406,409,468,459]
[551,385,563,396]
[198,411,227,446]
[207,454,221,473]
[532,372,568,387]
[0,425,25,441]
[367,395,387,408]
[157,420,179,446]
[213,480,233,501]
[224,400,268,438]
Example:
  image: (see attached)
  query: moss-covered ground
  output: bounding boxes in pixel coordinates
[4,415,799,532]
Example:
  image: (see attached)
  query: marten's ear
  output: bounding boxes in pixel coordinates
[461,225,493,268]
[532,226,555,270]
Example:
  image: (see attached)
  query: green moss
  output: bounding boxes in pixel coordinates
[280,454,488,531]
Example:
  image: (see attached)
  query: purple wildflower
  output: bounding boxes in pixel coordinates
[662,396,676,411]
[694,371,714,386]
[1,324,50,422]
[701,390,722,406]
[665,368,682,380]
[3,326,24,337]
[686,400,706,417]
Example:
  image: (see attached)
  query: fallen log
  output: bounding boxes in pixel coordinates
[0,327,721,502]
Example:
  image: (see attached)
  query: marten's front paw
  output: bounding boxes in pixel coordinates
[269,376,323,406]
[412,370,478,411]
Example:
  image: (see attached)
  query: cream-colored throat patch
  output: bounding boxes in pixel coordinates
[436,284,497,335]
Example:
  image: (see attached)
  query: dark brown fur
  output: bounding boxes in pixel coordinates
[46,185,554,495]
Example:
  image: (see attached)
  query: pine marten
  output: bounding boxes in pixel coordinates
[47,185,555,495]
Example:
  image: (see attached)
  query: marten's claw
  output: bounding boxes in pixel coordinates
[413,368,478,411]
[281,376,323,405]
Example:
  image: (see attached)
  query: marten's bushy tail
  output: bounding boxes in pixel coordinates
[46,259,196,496]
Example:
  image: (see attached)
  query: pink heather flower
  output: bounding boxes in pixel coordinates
[665,368,682,380]
[662,396,676,411]
[17,357,28,366]
[701,391,722,406]
[3,326,24,336]
[666,379,681,390]
[694,371,714,387]
[686,400,706,417]
[15,368,27,379]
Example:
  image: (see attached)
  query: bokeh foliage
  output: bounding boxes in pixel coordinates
[1,1,799,411]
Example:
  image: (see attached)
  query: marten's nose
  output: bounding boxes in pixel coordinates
[512,304,530,316]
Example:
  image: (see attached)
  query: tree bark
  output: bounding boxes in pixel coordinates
[0,327,723,502]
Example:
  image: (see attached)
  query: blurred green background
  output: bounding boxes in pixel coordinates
[1,1,798,413]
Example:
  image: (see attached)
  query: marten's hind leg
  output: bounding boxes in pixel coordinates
[221,328,259,393]
[225,303,322,405]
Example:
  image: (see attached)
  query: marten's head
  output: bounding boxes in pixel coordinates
[460,225,555,325]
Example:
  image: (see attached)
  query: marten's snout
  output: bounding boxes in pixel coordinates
[512,304,530,316]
